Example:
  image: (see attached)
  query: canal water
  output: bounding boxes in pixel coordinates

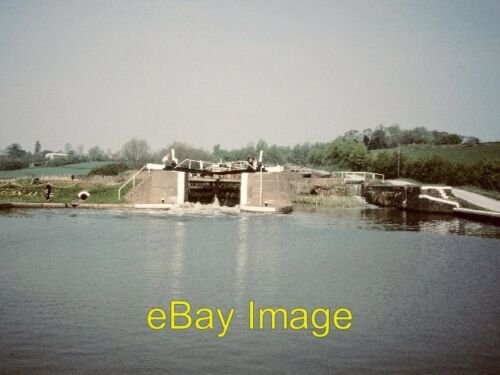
[0,207,499,374]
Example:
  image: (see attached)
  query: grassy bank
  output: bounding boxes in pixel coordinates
[292,194,365,208]
[0,161,115,179]
[0,181,131,204]
[371,142,500,165]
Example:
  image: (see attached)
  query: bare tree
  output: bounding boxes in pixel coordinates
[121,138,151,167]
[64,143,74,154]
[87,146,107,161]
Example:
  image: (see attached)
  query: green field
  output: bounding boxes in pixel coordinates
[0,181,131,204]
[0,162,115,179]
[371,142,500,164]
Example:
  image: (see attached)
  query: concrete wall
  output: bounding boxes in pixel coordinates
[241,172,292,208]
[363,185,459,213]
[130,170,291,208]
[127,170,186,205]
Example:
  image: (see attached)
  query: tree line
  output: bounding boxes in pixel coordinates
[343,124,479,150]
[1,126,497,190]
[0,142,109,170]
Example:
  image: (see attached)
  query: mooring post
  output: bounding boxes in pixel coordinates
[259,165,263,205]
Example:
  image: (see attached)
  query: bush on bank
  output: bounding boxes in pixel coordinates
[88,163,129,176]
[368,152,500,191]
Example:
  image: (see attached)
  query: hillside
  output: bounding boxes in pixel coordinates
[0,161,115,179]
[371,142,500,164]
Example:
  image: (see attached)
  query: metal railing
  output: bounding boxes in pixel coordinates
[118,165,147,201]
[287,165,331,176]
[286,165,384,180]
[331,171,384,180]
[173,159,258,174]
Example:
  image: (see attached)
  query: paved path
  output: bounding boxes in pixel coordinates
[452,188,500,212]
[386,179,417,186]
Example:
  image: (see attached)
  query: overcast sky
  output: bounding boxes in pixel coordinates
[1,0,499,153]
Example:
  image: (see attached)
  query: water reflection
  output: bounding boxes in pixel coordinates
[169,222,186,296]
[234,216,249,303]
[0,207,498,374]
[359,208,500,238]
[296,205,500,239]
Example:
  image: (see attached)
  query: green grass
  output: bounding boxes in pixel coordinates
[371,142,500,165]
[0,181,131,204]
[0,161,115,179]
[292,194,365,208]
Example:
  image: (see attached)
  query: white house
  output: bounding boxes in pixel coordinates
[45,152,68,160]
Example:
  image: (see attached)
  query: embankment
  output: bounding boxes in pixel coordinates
[363,185,460,213]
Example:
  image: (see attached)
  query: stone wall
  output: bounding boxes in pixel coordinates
[363,185,459,213]
[289,177,345,195]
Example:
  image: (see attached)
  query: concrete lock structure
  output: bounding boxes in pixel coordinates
[240,172,293,213]
[124,169,293,213]
[125,170,187,205]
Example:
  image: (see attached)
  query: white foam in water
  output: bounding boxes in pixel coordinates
[153,200,240,217]
[212,196,220,208]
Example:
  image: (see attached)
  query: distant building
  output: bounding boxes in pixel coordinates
[45,152,68,160]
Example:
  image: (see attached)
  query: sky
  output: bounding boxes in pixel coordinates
[1,0,499,153]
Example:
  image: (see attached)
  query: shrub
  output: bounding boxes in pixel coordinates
[88,163,128,176]
[471,160,500,191]
[402,156,500,190]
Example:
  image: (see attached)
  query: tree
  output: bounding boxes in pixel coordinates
[121,138,151,167]
[369,151,400,179]
[159,142,211,163]
[347,143,370,171]
[6,143,27,159]
[34,141,41,154]
[266,144,291,164]
[1,143,29,170]
[362,128,373,146]
[87,146,107,161]
[343,130,362,143]
[385,124,403,148]
[362,135,370,147]
[212,144,223,161]
[443,133,463,145]
[64,143,74,153]
[307,146,326,166]
[323,139,367,169]
[255,139,268,152]
[368,126,387,150]
[464,136,480,145]
[402,126,431,145]
[291,143,310,165]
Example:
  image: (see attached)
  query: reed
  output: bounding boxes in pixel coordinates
[292,194,365,208]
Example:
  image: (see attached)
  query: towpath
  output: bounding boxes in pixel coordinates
[451,188,500,212]
[386,179,417,186]
[386,180,500,212]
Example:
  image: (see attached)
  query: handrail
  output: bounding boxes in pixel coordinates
[331,171,385,180]
[118,165,147,201]
[287,165,384,180]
